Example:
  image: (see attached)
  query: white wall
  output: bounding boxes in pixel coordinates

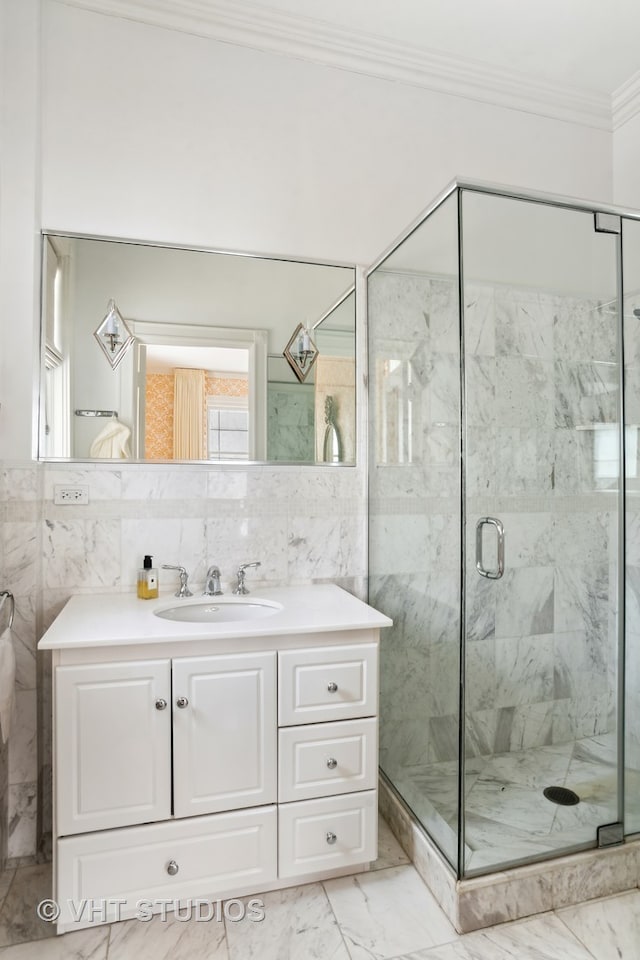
[0,0,616,460]
[614,113,640,209]
[0,0,41,463]
[42,4,612,255]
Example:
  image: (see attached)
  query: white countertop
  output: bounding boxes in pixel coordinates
[38,584,392,650]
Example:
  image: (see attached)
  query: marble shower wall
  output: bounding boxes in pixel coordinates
[2,458,366,861]
[370,270,621,783]
[369,270,461,792]
[624,300,640,834]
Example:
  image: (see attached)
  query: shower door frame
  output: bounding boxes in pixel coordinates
[368,177,640,881]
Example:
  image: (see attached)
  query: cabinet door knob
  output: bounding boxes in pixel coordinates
[176,696,189,709]
[166,860,179,876]
[327,681,338,694]
[326,757,338,770]
[326,831,337,845]
[155,698,167,711]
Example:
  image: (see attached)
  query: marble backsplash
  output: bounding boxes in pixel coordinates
[1,458,367,860]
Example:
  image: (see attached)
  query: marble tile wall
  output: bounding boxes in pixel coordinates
[0,480,5,869]
[266,383,315,462]
[1,457,367,860]
[1,464,40,864]
[369,268,624,864]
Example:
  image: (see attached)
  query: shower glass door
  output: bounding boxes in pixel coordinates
[368,192,462,870]
[461,189,622,874]
[623,216,640,836]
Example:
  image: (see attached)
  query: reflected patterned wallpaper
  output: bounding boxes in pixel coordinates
[145,374,249,459]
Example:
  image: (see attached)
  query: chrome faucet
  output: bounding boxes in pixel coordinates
[233,561,261,595]
[203,565,223,596]
[162,564,193,598]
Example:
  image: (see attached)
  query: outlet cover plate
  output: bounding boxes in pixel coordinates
[54,485,89,505]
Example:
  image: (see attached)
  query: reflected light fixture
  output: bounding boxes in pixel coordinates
[283,322,318,382]
[94,299,134,370]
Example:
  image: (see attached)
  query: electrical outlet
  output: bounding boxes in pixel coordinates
[54,484,89,505]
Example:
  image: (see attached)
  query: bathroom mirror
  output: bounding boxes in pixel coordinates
[39,233,356,464]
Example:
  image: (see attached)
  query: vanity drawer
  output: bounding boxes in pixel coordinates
[278,790,377,878]
[56,806,277,930]
[279,718,377,803]
[278,644,377,726]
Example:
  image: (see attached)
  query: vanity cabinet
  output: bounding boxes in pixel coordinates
[55,652,276,835]
[42,587,390,933]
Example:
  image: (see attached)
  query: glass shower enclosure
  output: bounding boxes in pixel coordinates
[368,181,640,877]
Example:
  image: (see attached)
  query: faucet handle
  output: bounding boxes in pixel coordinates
[233,561,261,595]
[161,564,193,598]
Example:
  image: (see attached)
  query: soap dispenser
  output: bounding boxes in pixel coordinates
[137,555,159,599]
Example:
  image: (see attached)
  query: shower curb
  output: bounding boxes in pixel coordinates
[378,774,640,933]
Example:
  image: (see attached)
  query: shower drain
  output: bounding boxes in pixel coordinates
[543,786,580,806]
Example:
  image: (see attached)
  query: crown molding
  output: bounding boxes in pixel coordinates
[56,0,612,130]
[613,69,640,129]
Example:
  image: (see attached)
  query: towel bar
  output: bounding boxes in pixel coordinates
[74,409,118,418]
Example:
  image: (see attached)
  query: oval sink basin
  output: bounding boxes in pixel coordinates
[154,598,283,624]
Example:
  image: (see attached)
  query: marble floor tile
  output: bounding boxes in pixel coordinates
[0,863,54,946]
[0,925,108,959]
[107,910,228,960]
[393,913,595,959]
[224,883,349,960]
[324,865,458,960]
[371,814,411,871]
[556,889,640,960]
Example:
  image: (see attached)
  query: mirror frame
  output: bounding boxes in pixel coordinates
[38,231,357,467]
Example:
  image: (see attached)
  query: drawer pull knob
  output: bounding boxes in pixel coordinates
[326,831,337,845]
[326,757,338,770]
[176,696,189,709]
[166,860,179,876]
[327,681,338,694]
[155,698,167,711]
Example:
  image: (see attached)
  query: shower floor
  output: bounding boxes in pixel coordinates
[389,733,640,873]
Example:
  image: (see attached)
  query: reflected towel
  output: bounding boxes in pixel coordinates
[89,419,131,459]
[0,627,16,743]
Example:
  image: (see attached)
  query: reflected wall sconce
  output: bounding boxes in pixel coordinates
[94,299,134,370]
[283,323,318,382]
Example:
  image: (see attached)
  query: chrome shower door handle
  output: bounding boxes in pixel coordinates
[475,517,505,580]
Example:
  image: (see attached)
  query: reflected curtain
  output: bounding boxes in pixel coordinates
[173,368,205,459]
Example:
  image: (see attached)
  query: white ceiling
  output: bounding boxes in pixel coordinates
[146,344,249,376]
[247,0,640,95]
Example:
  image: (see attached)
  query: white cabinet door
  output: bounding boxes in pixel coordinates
[172,652,277,818]
[56,660,172,836]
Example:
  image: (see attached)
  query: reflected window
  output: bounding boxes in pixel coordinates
[376,357,414,464]
[207,397,249,461]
